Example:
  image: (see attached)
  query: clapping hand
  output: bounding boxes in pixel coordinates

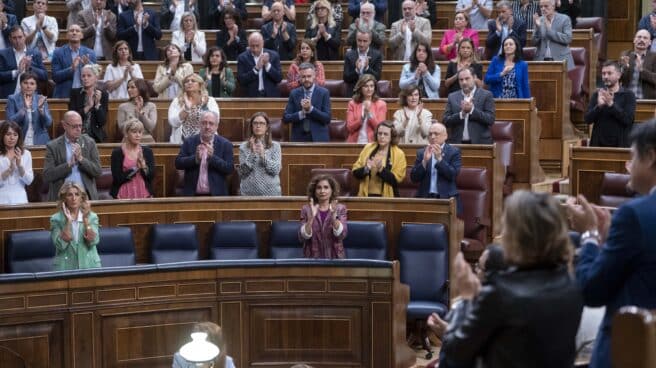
[329,199,340,227]
[427,313,448,339]
[260,52,270,67]
[533,13,541,28]
[309,197,319,218]
[83,218,96,244]
[13,147,23,169]
[94,90,102,107]
[143,12,150,27]
[501,64,514,76]
[301,97,311,112]
[422,144,433,165]
[135,95,144,112]
[461,99,473,113]
[453,252,481,300]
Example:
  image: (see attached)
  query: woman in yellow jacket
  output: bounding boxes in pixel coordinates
[352,121,407,197]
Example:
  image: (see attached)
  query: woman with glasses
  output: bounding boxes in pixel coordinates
[238,112,282,196]
[305,0,341,60]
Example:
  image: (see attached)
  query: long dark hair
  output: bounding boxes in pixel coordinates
[129,78,150,104]
[294,39,318,66]
[203,46,227,71]
[248,112,273,149]
[502,35,522,63]
[0,121,24,154]
[410,41,436,74]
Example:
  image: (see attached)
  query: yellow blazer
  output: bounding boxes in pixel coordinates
[352,143,407,197]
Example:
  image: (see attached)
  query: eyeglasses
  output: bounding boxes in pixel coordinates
[252,121,267,126]
[315,7,328,10]
[67,124,83,129]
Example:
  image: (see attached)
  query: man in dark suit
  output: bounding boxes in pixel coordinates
[443,67,496,144]
[42,111,102,201]
[0,0,18,47]
[237,31,282,97]
[283,63,331,142]
[77,0,117,60]
[175,111,234,196]
[260,1,296,61]
[0,25,47,98]
[160,0,198,30]
[51,24,97,98]
[485,0,526,59]
[568,120,656,368]
[116,0,162,60]
[619,29,656,99]
[343,29,382,97]
[411,122,462,215]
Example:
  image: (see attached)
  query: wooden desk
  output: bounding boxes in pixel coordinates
[612,306,656,368]
[568,146,629,204]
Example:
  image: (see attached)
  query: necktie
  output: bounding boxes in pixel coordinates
[303,89,311,132]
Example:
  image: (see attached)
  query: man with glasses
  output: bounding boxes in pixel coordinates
[389,0,431,61]
[346,2,387,50]
[533,0,573,70]
[348,0,387,24]
[283,63,331,142]
[43,111,102,201]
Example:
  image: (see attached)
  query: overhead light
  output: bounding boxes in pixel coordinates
[178,332,220,367]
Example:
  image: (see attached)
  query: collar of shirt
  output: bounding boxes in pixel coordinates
[358,48,369,57]
[650,186,656,195]
[303,85,315,96]
[462,86,477,99]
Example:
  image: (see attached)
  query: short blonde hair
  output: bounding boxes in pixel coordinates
[82,63,102,77]
[122,118,144,142]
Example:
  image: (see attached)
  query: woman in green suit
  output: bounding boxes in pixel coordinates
[50,182,102,271]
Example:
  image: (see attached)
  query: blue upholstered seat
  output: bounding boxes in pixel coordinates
[269,221,303,259]
[5,230,55,273]
[97,227,136,267]
[343,221,388,260]
[149,224,199,263]
[208,222,260,260]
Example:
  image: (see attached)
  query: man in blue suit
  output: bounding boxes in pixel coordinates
[484,0,526,59]
[283,63,331,142]
[0,26,47,98]
[237,32,282,97]
[568,120,656,368]
[410,122,463,216]
[51,24,96,98]
[0,0,18,47]
[116,0,162,60]
[175,111,234,196]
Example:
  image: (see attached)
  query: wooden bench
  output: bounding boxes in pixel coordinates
[569,146,630,204]
[612,307,656,368]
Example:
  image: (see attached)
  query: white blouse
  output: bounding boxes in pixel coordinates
[103,64,144,100]
[0,149,34,205]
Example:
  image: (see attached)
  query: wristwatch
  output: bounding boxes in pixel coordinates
[581,229,600,244]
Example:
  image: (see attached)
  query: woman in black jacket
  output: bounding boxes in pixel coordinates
[215,7,248,61]
[110,118,155,199]
[68,64,109,143]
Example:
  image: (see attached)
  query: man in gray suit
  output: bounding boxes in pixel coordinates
[77,0,117,60]
[43,111,102,201]
[533,0,574,70]
[388,0,432,61]
[442,67,496,144]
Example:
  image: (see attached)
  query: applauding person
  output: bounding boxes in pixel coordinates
[393,86,432,144]
[7,72,52,145]
[484,36,530,98]
[68,64,108,143]
[118,78,157,143]
[154,43,194,99]
[346,74,387,143]
[111,118,155,199]
[238,112,282,196]
[215,8,247,61]
[171,12,206,62]
[0,122,34,205]
[399,41,441,98]
[103,41,144,99]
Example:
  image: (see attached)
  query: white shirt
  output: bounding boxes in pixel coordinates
[93,12,104,58]
[403,18,413,61]
[459,87,476,141]
[103,63,144,99]
[170,2,185,31]
[12,47,26,94]
[21,15,59,58]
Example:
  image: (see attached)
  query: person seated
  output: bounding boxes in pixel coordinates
[171,12,206,63]
[532,0,574,70]
[352,121,406,197]
[389,0,432,61]
[343,30,382,96]
[444,37,483,95]
[236,32,282,97]
[153,43,194,99]
[0,26,48,99]
[238,112,282,196]
[168,73,221,144]
[345,2,386,51]
[307,0,342,31]
[348,0,386,24]
[116,0,162,61]
[110,118,154,199]
[485,0,526,59]
[439,11,479,61]
[117,78,157,143]
[399,41,441,99]
[215,7,247,61]
[160,0,198,31]
[78,0,117,61]
[0,0,18,49]
[172,322,236,368]
[393,86,432,144]
[175,110,233,196]
[305,0,340,61]
[430,190,583,368]
[456,0,493,30]
[260,1,296,61]
[68,64,109,143]
[52,24,97,99]
[410,122,462,215]
[261,0,295,23]
[346,74,387,143]
[50,182,101,271]
[7,72,51,145]
[283,62,331,142]
[286,39,325,90]
[21,0,58,62]
[103,40,144,99]
[443,67,495,144]
[484,35,530,98]
[299,174,347,259]
[199,46,236,98]
[0,121,33,205]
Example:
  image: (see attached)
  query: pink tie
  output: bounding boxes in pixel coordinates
[195,144,210,194]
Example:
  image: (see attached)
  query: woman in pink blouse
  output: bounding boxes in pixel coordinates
[346,74,387,143]
[439,11,479,60]
[110,118,155,199]
[286,39,326,90]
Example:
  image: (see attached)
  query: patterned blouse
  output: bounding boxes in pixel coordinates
[501,68,518,99]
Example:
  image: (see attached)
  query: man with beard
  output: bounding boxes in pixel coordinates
[620,29,656,99]
[283,63,331,142]
[345,2,386,50]
[389,0,431,61]
[585,60,636,148]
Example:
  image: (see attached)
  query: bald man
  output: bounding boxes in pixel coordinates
[237,31,282,97]
[388,0,431,61]
[620,29,656,99]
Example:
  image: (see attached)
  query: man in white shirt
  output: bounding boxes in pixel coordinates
[21,0,58,61]
[388,0,431,61]
[78,0,117,60]
[456,0,493,30]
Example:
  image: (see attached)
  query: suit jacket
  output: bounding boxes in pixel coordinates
[532,12,574,70]
[236,48,282,97]
[484,57,531,98]
[388,16,432,61]
[77,8,117,59]
[261,21,296,61]
[443,88,496,144]
[215,28,247,61]
[68,88,109,143]
[346,21,387,50]
[305,24,341,61]
[42,134,102,201]
[0,13,17,46]
[345,99,387,142]
[160,0,199,29]
[485,16,527,59]
[174,134,234,196]
[619,50,656,99]
[110,145,155,198]
[6,92,52,145]
[283,85,331,142]
[0,47,48,98]
[51,44,97,98]
[343,48,382,93]
[410,144,462,215]
[50,211,101,271]
[576,192,656,368]
[117,9,162,60]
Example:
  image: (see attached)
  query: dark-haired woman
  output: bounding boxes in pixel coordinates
[399,41,441,98]
[103,40,144,100]
[238,112,281,196]
[153,43,194,99]
[346,74,386,143]
[0,121,33,205]
[286,39,325,90]
[7,72,52,145]
[117,78,158,143]
[199,47,236,97]
[393,86,433,144]
[299,174,348,259]
[215,8,248,61]
[484,36,530,98]
[444,37,484,95]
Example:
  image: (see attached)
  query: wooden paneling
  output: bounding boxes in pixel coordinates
[569,146,629,204]
[608,0,638,43]
[634,100,656,123]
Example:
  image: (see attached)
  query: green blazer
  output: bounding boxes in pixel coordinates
[199,67,236,97]
[50,211,101,271]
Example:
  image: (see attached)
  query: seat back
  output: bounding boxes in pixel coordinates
[97,227,136,267]
[309,168,355,196]
[278,79,292,97]
[5,230,55,273]
[208,222,259,260]
[398,166,418,198]
[376,80,392,98]
[568,47,588,112]
[491,121,515,197]
[397,223,449,304]
[522,46,537,61]
[575,17,606,63]
[343,221,387,260]
[96,167,114,200]
[599,172,635,207]
[324,79,347,97]
[612,307,656,368]
[329,120,348,141]
[456,167,489,243]
[269,118,289,142]
[149,224,199,263]
[269,221,303,259]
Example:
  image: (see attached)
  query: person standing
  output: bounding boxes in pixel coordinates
[238,112,282,196]
[532,0,574,70]
[619,29,656,99]
[283,63,331,142]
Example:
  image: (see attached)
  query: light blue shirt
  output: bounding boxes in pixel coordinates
[71,48,81,88]
[65,136,85,188]
[429,144,445,195]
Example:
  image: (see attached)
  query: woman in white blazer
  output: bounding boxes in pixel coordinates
[171,12,207,63]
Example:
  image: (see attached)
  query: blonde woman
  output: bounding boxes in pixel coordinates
[153,44,194,99]
[305,0,340,60]
[68,63,108,143]
[110,118,155,199]
[393,86,433,144]
[171,12,207,63]
[117,78,157,143]
[168,73,220,144]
